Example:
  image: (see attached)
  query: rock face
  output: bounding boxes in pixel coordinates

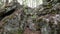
[0,0,60,34]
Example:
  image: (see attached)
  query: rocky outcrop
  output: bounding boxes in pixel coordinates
[0,0,60,34]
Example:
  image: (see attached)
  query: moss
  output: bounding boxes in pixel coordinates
[50,10,57,14]
[17,29,24,34]
[43,2,52,9]
[31,15,37,19]
[8,15,14,19]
